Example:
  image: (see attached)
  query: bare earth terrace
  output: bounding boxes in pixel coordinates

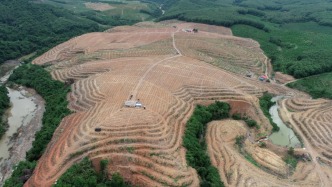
[25,21,331,187]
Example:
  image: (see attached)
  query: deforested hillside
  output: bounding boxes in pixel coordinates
[154,0,332,99]
[17,21,331,187]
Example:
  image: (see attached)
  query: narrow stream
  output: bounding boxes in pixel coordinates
[268,96,301,148]
[159,4,165,15]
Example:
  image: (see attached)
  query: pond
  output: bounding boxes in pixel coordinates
[268,96,301,148]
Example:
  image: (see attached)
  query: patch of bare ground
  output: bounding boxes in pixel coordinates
[84,2,114,11]
[23,21,330,186]
[274,71,296,84]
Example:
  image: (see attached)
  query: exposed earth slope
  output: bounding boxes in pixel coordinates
[26,21,331,186]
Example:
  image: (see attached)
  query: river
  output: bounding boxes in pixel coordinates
[0,69,45,184]
[268,96,301,148]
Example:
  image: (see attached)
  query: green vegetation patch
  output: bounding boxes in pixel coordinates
[0,86,10,139]
[3,160,36,187]
[287,72,332,99]
[184,101,230,186]
[54,157,132,187]
[232,113,260,129]
[235,135,260,168]
[284,147,298,170]
[259,92,279,132]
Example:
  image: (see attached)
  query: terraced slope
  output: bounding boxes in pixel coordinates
[280,97,332,185]
[26,21,320,186]
[206,120,320,187]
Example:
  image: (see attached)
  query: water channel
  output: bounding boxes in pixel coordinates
[0,68,45,184]
[268,96,301,148]
[0,88,37,161]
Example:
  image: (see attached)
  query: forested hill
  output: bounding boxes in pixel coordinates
[0,0,97,63]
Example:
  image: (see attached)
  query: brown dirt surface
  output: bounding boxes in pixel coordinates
[84,2,114,11]
[275,71,296,84]
[207,120,321,186]
[25,21,331,186]
[280,97,332,186]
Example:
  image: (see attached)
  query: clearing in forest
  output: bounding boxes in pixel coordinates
[84,2,115,11]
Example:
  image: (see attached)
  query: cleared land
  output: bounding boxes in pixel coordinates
[84,2,115,11]
[26,21,331,186]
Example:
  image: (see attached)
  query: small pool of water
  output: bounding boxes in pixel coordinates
[269,96,301,148]
[0,88,37,161]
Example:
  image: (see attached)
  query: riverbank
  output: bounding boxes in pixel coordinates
[0,86,45,185]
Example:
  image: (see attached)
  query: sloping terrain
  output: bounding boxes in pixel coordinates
[25,21,330,186]
[206,120,321,187]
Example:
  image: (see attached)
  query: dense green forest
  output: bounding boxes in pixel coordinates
[0,86,10,139]
[4,64,71,186]
[183,101,230,186]
[287,72,332,99]
[54,158,132,187]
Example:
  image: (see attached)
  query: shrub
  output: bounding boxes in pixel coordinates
[259,92,280,132]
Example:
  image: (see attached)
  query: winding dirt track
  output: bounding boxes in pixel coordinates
[24,21,330,186]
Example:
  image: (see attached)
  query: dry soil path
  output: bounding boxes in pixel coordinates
[131,30,182,99]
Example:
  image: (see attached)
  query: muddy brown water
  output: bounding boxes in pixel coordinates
[0,88,37,161]
[0,86,44,184]
[268,96,301,148]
